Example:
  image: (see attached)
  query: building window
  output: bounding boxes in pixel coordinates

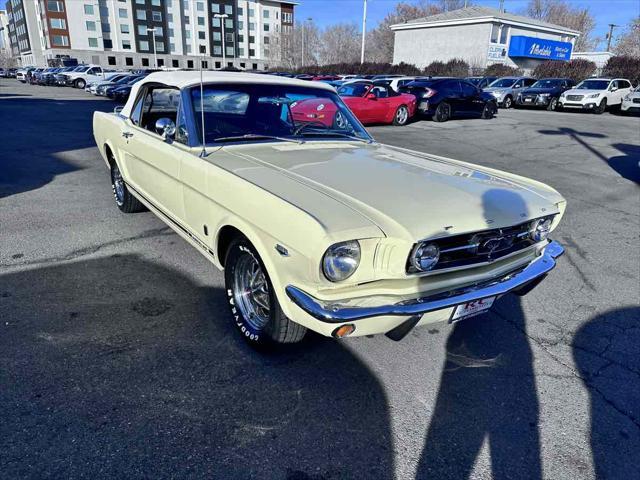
[249,8,254,17]
[125,57,134,66]
[226,33,233,42]
[198,31,205,40]
[213,31,221,41]
[224,5,232,14]
[157,58,164,66]
[226,46,233,56]
[154,26,163,36]
[170,43,175,52]
[197,16,204,26]
[490,24,500,43]
[215,61,221,69]
[88,37,99,47]
[238,20,244,30]
[152,11,162,22]
[238,34,244,42]
[187,60,194,68]
[201,60,208,68]
[240,62,245,68]
[49,18,66,29]
[249,35,255,43]
[225,19,233,29]
[237,7,243,16]
[249,48,255,57]
[120,24,129,33]
[135,0,144,4]
[252,63,258,70]
[118,8,127,18]
[249,23,255,31]
[122,39,131,49]
[211,3,220,13]
[84,4,94,15]
[101,22,111,33]
[151,0,161,5]
[139,40,149,50]
[185,44,191,53]
[212,18,220,27]
[136,9,146,20]
[103,39,113,48]
[156,41,165,51]
[108,56,116,65]
[86,21,96,31]
[51,34,69,46]
[213,45,221,55]
[197,2,204,11]
[263,10,269,18]
[499,25,509,44]
[263,24,269,32]
[167,13,173,23]
[238,48,244,56]
[137,25,147,35]
[185,30,191,38]
[142,57,149,66]
[264,36,269,44]
[200,44,206,53]
[172,59,179,67]
[185,16,190,24]
[47,1,64,12]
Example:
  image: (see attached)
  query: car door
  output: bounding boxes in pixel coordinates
[119,84,185,223]
[614,80,632,104]
[459,80,485,115]
[351,85,378,123]
[370,85,397,122]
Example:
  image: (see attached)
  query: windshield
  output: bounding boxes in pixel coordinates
[576,80,610,90]
[74,66,90,72]
[489,78,517,88]
[532,79,562,88]
[191,84,372,144]
[337,83,370,97]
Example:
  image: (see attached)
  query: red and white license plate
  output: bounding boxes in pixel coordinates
[450,297,496,323]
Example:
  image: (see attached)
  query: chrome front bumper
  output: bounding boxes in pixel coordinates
[286,240,564,323]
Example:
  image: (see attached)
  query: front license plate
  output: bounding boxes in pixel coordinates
[525,98,533,102]
[450,297,496,323]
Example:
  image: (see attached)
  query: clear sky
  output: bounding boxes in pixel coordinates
[296,0,639,48]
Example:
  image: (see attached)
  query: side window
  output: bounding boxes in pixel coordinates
[620,80,631,89]
[130,89,146,126]
[175,102,189,145]
[441,80,460,94]
[140,87,181,133]
[610,81,618,90]
[460,81,477,97]
[525,78,536,86]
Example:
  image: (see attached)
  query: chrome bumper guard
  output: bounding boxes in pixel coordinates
[286,240,564,324]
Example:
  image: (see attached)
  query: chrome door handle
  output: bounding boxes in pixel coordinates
[122,132,134,138]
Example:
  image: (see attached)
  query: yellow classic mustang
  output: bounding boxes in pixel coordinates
[93,71,566,347]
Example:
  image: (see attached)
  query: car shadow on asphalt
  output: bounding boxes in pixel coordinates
[0,96,113,199]
[537,128,640,185]
[0,254,394,479]
[572,306,640,479]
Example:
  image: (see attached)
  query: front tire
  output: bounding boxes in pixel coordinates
[74,78,86,89]
[110,162,145,213]
[594,98,607,114]
[481,102,495,119]
[392,105,410,126]
[502,95,513,109]
[224,238,307,347]
[432,102,451,122]
[547,97,558,111]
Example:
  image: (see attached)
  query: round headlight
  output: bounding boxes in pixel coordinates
[322,240,361,282]
[530,217,553,242]
[411,243,440,272]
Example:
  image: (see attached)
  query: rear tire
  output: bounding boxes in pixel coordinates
[432,102,451,122]
[224,238,307,347]
[392,105,410,126]
[110,162,145,213]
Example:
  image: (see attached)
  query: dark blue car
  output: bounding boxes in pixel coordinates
[516,78,575,111]
[400,78,498,122]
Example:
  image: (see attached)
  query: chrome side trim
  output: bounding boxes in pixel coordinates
[286,240,564,323]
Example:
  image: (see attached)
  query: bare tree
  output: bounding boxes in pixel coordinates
[0,50,17,69]
[524,0,597,51]
[614,17,640,57]
[319,23,361,65]
[366,1,445,63]
[274,21,322,70]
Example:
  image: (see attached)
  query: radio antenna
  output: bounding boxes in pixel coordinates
[199,55,206,157]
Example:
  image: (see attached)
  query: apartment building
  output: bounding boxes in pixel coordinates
[0,10,11,57]
[5,0,297,70]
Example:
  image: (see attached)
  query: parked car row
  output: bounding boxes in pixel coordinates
[0,68,19,78]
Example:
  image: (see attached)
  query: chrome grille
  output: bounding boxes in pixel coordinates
[566,95,583,101]
[633,98,640,104]
[406,218,553,274]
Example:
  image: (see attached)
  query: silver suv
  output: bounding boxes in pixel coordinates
[484,76,537,108]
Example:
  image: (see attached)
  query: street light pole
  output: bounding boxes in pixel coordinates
[360,0,367,64]
[214,13,229,69]
[147,27,158,68]
[301,20,305,68]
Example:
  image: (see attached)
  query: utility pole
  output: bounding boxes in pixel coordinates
[360,0,367,64]
[499,0,505,13]
[606,24,618,52]
[214,13,229,68]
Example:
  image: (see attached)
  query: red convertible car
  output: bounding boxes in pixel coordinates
[337,82,417,126]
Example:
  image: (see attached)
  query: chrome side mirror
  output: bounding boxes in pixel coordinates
[155,117,176,140]
[113,105,124,114]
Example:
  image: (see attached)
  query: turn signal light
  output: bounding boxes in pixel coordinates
[332,324,356,338]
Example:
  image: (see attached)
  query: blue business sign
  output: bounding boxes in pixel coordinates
[508,35,573,61]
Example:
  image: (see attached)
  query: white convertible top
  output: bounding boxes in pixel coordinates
[120,71,334,117]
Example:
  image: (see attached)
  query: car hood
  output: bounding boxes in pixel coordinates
[484,87,510,93]
[563,88,603,96]
[218,142,563,241]
[522,87,559,95]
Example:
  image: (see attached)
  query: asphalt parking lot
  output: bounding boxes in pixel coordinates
[1,79,639,480]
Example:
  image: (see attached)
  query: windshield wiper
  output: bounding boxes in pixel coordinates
[295,130,373,144]
[213,133,303,144]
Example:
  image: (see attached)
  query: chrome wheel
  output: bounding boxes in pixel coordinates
[395,106,409,125]
[232,252,270,330]
[111,164,125,207]
[503,96,512,109]
[334,111,347,129]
